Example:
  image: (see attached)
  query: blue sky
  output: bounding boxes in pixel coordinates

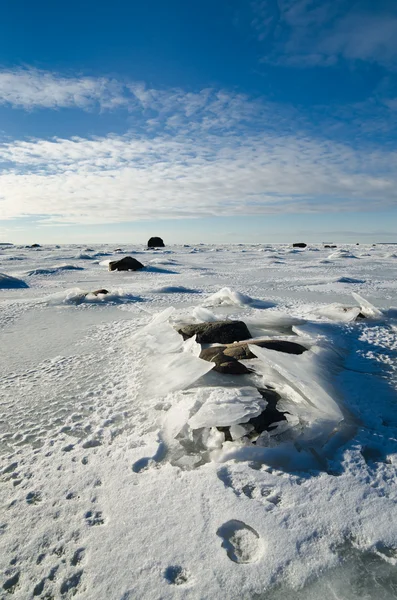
[0,0,396,244]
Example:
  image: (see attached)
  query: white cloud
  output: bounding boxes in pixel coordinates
[0,67,395,225]
[0,130,396,225]
[0,68,129,110]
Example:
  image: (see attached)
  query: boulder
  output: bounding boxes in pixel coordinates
[91,289,109,296]
[324,245,337,249]
[108,257,144,271]
[148,237,165,248]
[293,243,307,248]
[199,347,252,375]
[178,321,252,344]
[30,243,41,248]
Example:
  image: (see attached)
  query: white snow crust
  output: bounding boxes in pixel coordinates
[1,242,397,600]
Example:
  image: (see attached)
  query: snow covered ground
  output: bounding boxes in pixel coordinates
[1,242,397,599]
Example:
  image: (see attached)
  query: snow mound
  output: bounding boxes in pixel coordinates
[26,264,84,275]
[0,272,29,289]
[202,287,273,309]
[336,276,365,284]
[44,288,143,305]
[327,250,359,259]
[152,286,201,294]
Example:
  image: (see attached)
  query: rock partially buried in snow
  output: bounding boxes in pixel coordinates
[224,339,308,358]
[108,257,144,271]
[293,242,307,248]
[148,236,165,248]
[178,321,252,344]
[199,348,253,375]
[91,289,109,296]
[200,339,307,365]
[0,272,29,289]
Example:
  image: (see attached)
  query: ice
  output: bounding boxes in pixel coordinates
[249,344,344,422]
[141,349,215,397]
[351,291,383,318]
[188,387,266,429]
[0,272,29,288]
[192,305,221,322]
[314,303,362,322]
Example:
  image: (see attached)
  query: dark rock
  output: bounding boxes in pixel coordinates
[178,321,252,344]
[30,243,41,248]
[324,245,337,248]
[247,388,287,436]
[91,289,109,296]
[217,426,233,442]
[293,243,307,248]
[108,257,144,271]
[148,237,165,248]
[200,339,307,363]
[199,347,252,375]
[246,339,307,355]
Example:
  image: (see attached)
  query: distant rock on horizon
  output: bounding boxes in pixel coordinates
[147,237,165,248]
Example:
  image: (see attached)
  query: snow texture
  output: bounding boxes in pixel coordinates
[1,242,397,600]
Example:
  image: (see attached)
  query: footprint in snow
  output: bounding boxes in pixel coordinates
[217,520,263,564]
[164,565,189,585]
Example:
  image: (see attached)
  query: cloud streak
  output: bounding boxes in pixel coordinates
[0,130,396,225]
[0,67,395,226]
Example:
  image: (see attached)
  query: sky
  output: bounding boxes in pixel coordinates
[0,0,396,244]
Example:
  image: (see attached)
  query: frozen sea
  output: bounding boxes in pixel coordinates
[1,242,397,599]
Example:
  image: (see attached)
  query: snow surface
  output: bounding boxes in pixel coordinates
[1,242,397,599]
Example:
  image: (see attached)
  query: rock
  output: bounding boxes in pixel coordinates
[91,289,109,296]
[199,347,252,375]
[324,245,337,249]
[200,339,307,363]
[148,237,165,248]
[293,243,307,248]
[247,388,287,436]
[108,257,144,271]
[30,243,41,248]
[178,321,252,344]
